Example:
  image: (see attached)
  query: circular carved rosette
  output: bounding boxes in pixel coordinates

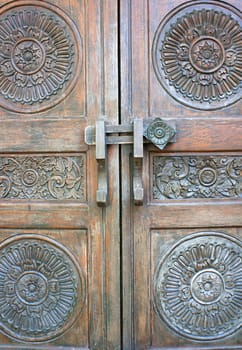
[0,234,85,342]
[154,232,242,340]
[152,1,242,110]
[144,118,175,150]
[0,1,82,113]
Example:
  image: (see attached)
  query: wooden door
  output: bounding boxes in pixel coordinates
[0,1,120,349]
[120,0,242,349]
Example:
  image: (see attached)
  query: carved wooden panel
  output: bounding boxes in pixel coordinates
[0,0,82,113]
[0,233,86,342]
[152,155,242,200]
[0,155,86,200]
[153,231,242,340]
[152,1,242,110]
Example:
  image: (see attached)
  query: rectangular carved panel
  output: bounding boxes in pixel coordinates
[0,155,86,200]
[152,155,242,200]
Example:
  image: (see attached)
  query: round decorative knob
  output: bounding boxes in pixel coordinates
[144,118,175,150]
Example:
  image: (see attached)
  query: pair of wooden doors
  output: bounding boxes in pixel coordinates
[0,0,241,349]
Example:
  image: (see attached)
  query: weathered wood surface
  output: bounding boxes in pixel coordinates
[120,0,242,349]
[0,0,120,349]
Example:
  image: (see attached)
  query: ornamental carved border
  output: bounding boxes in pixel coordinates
[0,234,86,342]
[0,155,86,200]
[153,155,242,200]
[152,1,242,110]
[154,232,242,340]
[0,1,82,113]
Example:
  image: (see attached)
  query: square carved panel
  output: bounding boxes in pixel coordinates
[151,228,242,347]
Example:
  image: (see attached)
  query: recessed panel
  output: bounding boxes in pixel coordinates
[0,230,87,346]
[0,154,86,200]
[151,228,242,346]
[0,1,82,113]
[152,1,242,110]
[152,154,242,200]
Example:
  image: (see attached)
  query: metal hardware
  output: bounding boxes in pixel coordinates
[85,118,176,206]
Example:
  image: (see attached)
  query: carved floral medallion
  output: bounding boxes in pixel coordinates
[0,1,82,113]
[0,155,86,200]
[144,118,176,150]
[152,1,242,110]
[154,232,242,340]
[153,155,242,200]
[0,234,85,342]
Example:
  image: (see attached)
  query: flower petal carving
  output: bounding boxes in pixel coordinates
[0,1,82,113]
[0,234,86,342]
[0,155,86,200]
[154,232,242,340]
[153,2,242,110]
[144,118,176,150]
[153,156,242,200]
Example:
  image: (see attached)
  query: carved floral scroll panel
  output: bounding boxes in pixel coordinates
[153,155,242,200]
[0,155,86,200]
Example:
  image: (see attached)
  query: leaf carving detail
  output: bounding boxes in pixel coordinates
[0,156,86,200]
[153,156,242,200]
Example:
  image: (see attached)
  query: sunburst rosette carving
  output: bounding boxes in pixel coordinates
[0,1,82,113]
[153,2,242,110]
[0,234,86,342]
[154,232,242,340]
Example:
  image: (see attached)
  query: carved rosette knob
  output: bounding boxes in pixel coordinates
[144,118,175,150]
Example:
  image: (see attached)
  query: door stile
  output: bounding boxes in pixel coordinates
[120,0,151,348]
[120,0,133,348]
[86,0,120,349]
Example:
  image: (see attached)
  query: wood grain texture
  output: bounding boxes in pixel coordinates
[0,0,120,349]
[120,0,242,349]
[0,119,88,152]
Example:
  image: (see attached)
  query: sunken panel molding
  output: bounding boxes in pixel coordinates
[152,155,242,200]
[154,231,242,341]
[0,233,86,342]
[0,0,82,113]
[0,154,86,200]
[152,0,242,110]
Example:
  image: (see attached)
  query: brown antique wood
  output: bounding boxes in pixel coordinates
[0,0,120,349]
[0,0,241,349]
[120,0,242,349]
